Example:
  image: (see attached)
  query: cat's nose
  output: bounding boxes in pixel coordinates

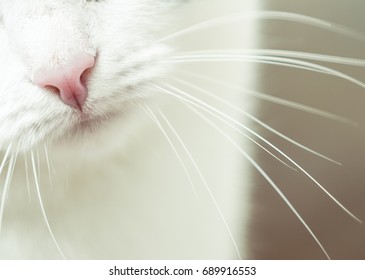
[32,53,95,110]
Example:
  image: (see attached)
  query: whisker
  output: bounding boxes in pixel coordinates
[36,149,41,186]
[156,107,242,259]
[0,144,12,177]
[140,104,199,199]
[172,74,344,164]
[156,11,365,43]
[155,83,361,222]
[43,143,53,190]
[46,140,56,175]
[166,55,365,91]
[24,155,31,202]
[0,153,16,237]
[156,83,302,169]
[257,11,365,41]
[177,70,357,127]
[184,102,331,260]
[154,84,299,171]
[6,143,20,201]
[173,49,365,67]
[167,55,321,74]
[30,151,66,259]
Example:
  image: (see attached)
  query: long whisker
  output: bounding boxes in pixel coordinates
[0,144,12,177]
[153,84,298,171]
[156,11,365,43]
[36,149,41,186]
[0,153,16,237]
[177,70,357,127]
[155,83,361,222]
[171,75,344,164]
[166,55,365,90]
[173,49,365,67]
[184,102,331,259]
[46,139,56,175]
[31,151,66,259]
[156,107,242,259]
[167,55,320,75]
[24,155,31,202]
[156,83,302,169]
[43,143,53,190]
[140,105,199,199]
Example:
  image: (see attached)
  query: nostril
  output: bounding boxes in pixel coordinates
[44,85,61,96]
[80,65,93,86]
[32,52,96,110]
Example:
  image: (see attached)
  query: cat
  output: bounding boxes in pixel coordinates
[0,0,364,260]
[0,0,259,259]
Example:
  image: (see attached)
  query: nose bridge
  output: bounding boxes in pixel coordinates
[39,15,93,67]
[6,4,94,69]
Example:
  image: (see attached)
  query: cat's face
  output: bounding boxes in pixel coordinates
[0,0,172,152]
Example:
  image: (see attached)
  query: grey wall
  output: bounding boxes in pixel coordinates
[249,0,365,259]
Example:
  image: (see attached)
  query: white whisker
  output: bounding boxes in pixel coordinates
[0,153,16,237]
[140,104,199,199]
[174,49,365,67]
[0,144,12,177]
[167,54,365,91]
[172,74,344,164]
[155,82,361,222]
[184,103,331,259]
[154,84,298,171]
[30,151,66,259]
[23,155,32,203]
[156,108,242,259]
[167,55,322,74]
[43,143,53,190]
[155,83,300,169]
[156,11,365,43]
[36,149,41,186]
[178,70,357,127]
[257,11,365,41]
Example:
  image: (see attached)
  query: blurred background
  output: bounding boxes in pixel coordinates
[249,0,365,259]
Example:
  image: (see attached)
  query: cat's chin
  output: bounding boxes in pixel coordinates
[49,106,140,158]
[2,104,133,157]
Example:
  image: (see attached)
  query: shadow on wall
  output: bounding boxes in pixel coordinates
[249,0,365,259]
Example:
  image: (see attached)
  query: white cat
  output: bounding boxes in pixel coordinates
[0,0,259,259]
[1,0,364,260]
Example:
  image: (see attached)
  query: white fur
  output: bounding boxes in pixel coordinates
[0,0,170,151]
[0,0,258,259]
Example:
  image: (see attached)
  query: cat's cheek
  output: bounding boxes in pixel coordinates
[0,86,77,153]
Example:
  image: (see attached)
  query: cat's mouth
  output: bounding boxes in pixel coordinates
[70,107,122,134]
[76,112,111,130]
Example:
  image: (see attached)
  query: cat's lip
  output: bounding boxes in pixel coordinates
[77,113,106,127]
[75,109,118,129]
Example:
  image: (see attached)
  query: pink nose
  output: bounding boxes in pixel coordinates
[32,53,95,110]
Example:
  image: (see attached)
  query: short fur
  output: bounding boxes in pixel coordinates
[0,0,258,259]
